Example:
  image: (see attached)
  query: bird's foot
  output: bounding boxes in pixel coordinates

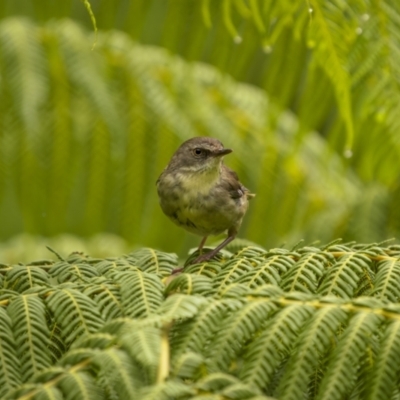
[190,251,216,265]
[171,267,184,275]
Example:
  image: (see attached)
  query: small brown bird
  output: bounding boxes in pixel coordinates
[156,137,254,266]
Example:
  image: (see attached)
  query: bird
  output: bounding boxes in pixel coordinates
[156,137,254,267]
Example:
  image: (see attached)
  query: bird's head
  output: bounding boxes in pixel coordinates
[168,137,232,173]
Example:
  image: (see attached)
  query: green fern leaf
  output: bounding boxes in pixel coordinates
[83,280,123,320]
[57,370,103,400]
[171,351,205,379]
[206,299,279,373]
[49,261,100,283]
[128,248,178,276]
[213,258,254,290]
[138,380,194,400]
[92,348,140,398]
[316,311,384,400]
[170,298,239,364]
[236,254,295,288]
[155,293,208,322]
[0,307,21,397]
[7,294,52,381]
[114,270,164,318]
[182,260,221,278]
[46,288,104,346]
[366,319,400,400]
[371,259,400,302]
[119,325,161,383]
[164,273,215,296]
[277,306,348,399]
[4,265,50,292]
[317,252,372,298]
[240,303,314,390]
[280,252,331,294]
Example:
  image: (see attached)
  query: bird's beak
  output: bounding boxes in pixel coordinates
[213,148,233,157]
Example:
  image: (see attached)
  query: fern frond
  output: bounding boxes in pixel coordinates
[280,252,332,294]
[308,0,354,149]
[212,258,254,290]
[92,348,140,397]
[235,254,296,288]
[119,325,161,383]
[71,333,115,353]
[7,294,52,381]
[170,298,238,364]
[194,372,273,399]
[29,385,64,400]
[0,307,21,397]
[182,260,221,278]
[171,351,205,379]
[95,258,137,277]
[4,265,50,292]
[317,251,372,298]
[185,248,228,267]
[138,380,194,400]
[83,280,123,320]
[127,248,178,277]
[155,293,208,322]
[113,270,164,318]
[206,299,279,373]
[46,288,104,346]
[57,369,103,400]
[0,18,48,135]
[164,273,214,296]
[277,306,348,399]
[48,260,100,283]
[371,259,400,302]
[47,321,67,364]
[365,319,400,400]
[240,302,314,390]
[316,311,384,400]
[225,242,267,256]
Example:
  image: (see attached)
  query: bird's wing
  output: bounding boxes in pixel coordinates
[221,166,255,200]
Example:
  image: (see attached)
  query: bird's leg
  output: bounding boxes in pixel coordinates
[197,236,208,252]
[171,236,209,275]
[191,229,236,264]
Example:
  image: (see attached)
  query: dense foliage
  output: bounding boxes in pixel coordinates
[0,15,399,252]
[1,241,400,399]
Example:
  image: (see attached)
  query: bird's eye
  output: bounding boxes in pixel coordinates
[193,148,204,157]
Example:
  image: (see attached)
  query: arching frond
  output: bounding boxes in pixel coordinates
[280,252,333,294]
[277,306,348,399]
[2,244,400,398]
[7,294,52,381]
[170,298,236,364]
[138,380,194,400]
[235,253,296,288]
[0,307,21,397]
[317,251,373,298]
[127,248,179,277]
[365,320,400,400]
[4,265,50,292]
[48,261,100,283]
[46,288,104,346]
[240,302,314,391]
[213,258,254,290]
[83,280,123,321]
[371,259,400,302]
[113,270,164,318]
[316,311,384,400]
[164,273,214,296]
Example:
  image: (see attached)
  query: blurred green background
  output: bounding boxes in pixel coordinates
[0,0,399,262]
